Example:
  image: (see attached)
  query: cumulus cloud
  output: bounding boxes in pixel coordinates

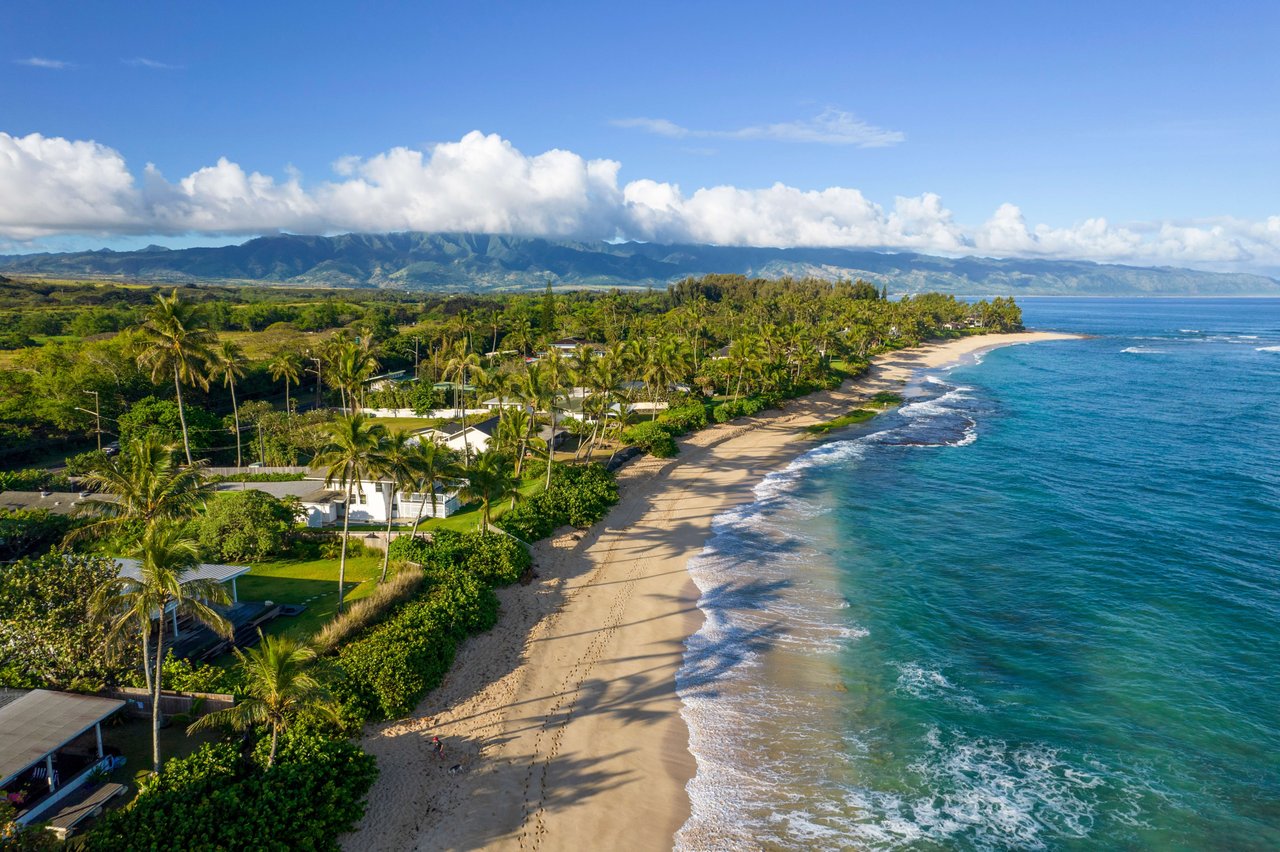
[0,129,1278,271]
[13,57,75,69]
[613,109,905,147]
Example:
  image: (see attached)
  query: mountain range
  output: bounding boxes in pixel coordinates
[2,232,1277,296]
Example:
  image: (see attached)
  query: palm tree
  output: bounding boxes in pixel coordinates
[406,440,460,540]
[186,632,331,767]
[135,289,216,464]
[211,339,247,467]
[314,413,385,614]
[371,429,415,583]
[539,349,568,492]
[443,340,481,463]
[461,449,519,533]
[97,524,231,772]
[71,436,213,544]
[268,351,303,413]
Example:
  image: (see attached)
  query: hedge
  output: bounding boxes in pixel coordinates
[496,464,619,541]
[621,421,678,458]
[86,730,377,851]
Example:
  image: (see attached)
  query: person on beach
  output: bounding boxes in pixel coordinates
[431,736,445,759]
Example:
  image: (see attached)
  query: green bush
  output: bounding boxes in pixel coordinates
[196,490,296,562]
[334,571,498,720]
[127,652,239,694]
[117,395,222,459]
[87,729,377,851]
[622,421,678,457]
[657,402,710,435]
[496,465,619,540]
[0,508,79,560]
[0,468,74,492]
[389,529,530,586]
[64,449,109,476]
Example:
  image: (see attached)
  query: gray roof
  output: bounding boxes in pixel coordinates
[0,491,116,517]
[0,690,125,786]
[214,480,339,504]
[114,558,250,585]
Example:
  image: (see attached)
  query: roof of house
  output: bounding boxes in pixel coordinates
[0,491,116,517]
[114,558,250,585]
[434,415,501,439]
[0,690,125,787]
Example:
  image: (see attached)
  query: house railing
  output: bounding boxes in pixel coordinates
[101,687,234,718]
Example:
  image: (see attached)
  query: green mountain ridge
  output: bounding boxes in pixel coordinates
[2,232,1277,296]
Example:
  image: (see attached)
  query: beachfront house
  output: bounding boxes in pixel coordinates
[0,689,127,837]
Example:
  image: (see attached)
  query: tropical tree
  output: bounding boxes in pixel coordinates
[370,428,415,583]
[314,413,385,613]
[539,349,568,491]
[95,523,231,773]
[443,339,481,462]
[460,449,519,532]
[210,338,247,467]
[186,632,331,767]
[268,350,303,413]
[71,436,214,545]
[406,440,461,539]
[135,288,216,464]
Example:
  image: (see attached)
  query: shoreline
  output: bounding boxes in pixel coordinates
[343,330,1080,852]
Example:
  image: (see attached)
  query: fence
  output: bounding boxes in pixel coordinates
[103,687,235,719]
[204,465,310,476]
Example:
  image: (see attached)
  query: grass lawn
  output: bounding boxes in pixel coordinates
[364,416,439,432]
[237,552,383,641]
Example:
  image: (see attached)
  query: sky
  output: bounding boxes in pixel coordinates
[2,0,1278,273]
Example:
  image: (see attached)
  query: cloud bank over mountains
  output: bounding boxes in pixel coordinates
[2,129,1277,271]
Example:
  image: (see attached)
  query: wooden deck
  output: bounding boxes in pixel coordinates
[45,782,125,839]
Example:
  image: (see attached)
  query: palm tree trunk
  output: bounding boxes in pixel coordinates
[284,377,290,414]
[230,377,242,468]
[269,723,279,768]
[152,612,166,773]
[410,487,428,540]
[174,364,193,465]
[379,481,394,583]
[141,630,153,698]
[545,408,556,492]
[338,480,351,614]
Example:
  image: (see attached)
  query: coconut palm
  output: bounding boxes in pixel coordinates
[135,288,216,465]
[443,340,482,463]
[210,339,247,467]
[314,413,385,614]
[268,351,303,413]
[370,428,416,583]
[461,449,520,533]
[406,440,461,540]
[186,632,331,767]
[71,436,213,545]
[539,348,568,491]
[97,523,231,772]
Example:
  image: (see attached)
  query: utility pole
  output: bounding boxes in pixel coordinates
[83,390,102,452]
[310,357,323,409]
[257,421,266,465]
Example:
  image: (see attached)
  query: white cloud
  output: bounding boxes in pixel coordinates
[613,109,905,147]
[0,129,1277,272]
[124,57,181,70]
[13,57,75,69]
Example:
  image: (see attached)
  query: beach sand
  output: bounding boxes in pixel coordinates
[344,331,1078,852]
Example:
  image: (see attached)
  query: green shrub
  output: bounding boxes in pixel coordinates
[64,449,108,476]
[196,490,296,562]
[657,402,710,435]
[334,571,498,720]
[0,508,79,561]
[0,469,74,491]
[314,567,424,655]
[87,730,377,851]
[496,465,618,540]
[622,421,678,457]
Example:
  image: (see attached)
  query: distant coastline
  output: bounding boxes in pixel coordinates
[344,330,1081,851]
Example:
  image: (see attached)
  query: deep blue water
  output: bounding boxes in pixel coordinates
[677,299,1280,851]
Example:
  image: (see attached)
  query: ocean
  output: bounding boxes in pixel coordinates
[675,298,1280,851]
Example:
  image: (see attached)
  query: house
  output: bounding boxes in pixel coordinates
[0,490,116,517]
[363,370,409,392]
[218,478,461,526]
[0,689,127,835]
[418,415,501,458]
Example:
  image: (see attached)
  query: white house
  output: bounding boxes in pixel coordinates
[340,479,462,524]
[414,415,501,458]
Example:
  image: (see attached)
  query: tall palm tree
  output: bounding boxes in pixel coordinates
[371,429,415,583]
[539,349,568,492]
[97,524,231,773]
[406,440,461,540]
[211,339,247,467]
[186,632,331,767]
[135,289,216,464]
[314,413,385,614]
[268,351,303,413]
[461,449,519,533]
[443,340,481,463]
[70,436,213,544]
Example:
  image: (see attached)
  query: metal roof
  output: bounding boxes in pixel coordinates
[0,690,125,786]
[114,557,250,585]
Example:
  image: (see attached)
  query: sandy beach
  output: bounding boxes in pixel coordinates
[344,331,1078,852]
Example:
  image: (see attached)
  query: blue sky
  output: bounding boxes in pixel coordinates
[2,0,1278,271]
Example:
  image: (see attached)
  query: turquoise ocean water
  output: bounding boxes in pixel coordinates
[675,299,1280,851]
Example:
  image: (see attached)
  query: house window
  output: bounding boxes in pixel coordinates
[357,489,367,505]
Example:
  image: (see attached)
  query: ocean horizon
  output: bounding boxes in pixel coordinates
[677,298,1280,851]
